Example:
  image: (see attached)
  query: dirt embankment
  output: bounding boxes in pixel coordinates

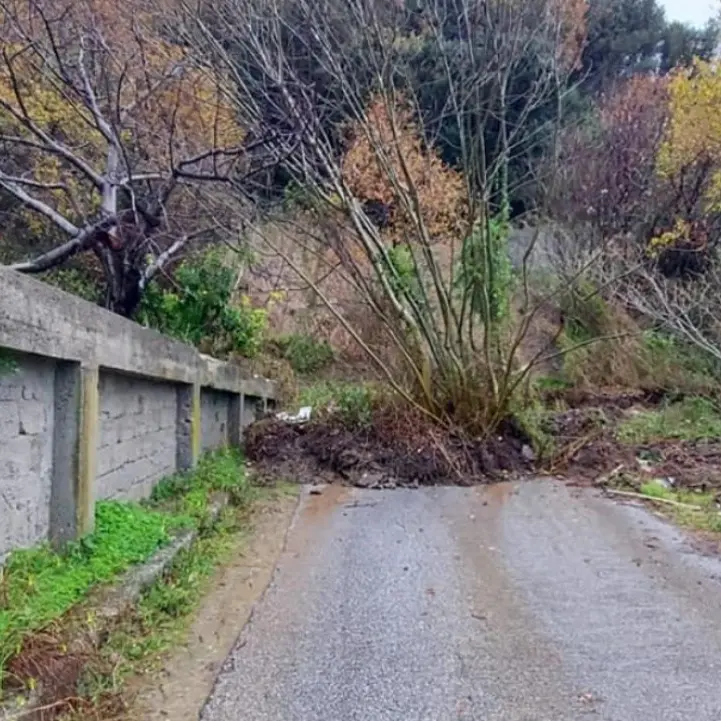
[543,390,721,492]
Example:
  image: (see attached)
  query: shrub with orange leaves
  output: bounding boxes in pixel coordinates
[341,96,466,247]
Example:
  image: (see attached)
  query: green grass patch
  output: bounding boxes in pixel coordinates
[533,375,573,393]
[639,480,673,499]
[617,396,721,444]
[83,509,241,700]
[0,448,248,689]
[298,381,375,429]
[77,482,296,711]
[150,447,250,521]
[642,330,721,393]
[640,480,715,507]
[0,502,183,680]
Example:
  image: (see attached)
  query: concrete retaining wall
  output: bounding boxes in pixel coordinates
[97,372,178,502]
[0,269,276,562]
[0,354,56,559]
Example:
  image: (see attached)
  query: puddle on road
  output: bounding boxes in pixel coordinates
[300,484,350,523]
[481,481,514,508]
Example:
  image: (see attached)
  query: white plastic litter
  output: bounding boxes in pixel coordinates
[276,406,313,423]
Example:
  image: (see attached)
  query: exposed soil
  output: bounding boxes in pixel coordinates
[3,622,124,721]
[546,390,721,492]
[245,406,533,488]
[653,440,721,491]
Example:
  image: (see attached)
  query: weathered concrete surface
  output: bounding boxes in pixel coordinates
[0,269,277,560]
[0,268,275,397]
[201,389,231,452]
[202,481,721,721]
[0,354,55,561]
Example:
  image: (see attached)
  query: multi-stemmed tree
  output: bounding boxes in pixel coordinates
[181,0,590,431]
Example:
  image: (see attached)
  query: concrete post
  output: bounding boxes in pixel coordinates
[191,383,201,463]
[49,362,99,545]
[176,382,202,471]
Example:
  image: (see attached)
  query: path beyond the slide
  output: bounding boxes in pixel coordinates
[201,482,721,721]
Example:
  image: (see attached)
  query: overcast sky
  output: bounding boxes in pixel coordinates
[660,0,718,26]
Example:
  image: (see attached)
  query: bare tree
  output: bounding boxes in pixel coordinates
[0,0,282,315]
[614,253,721,365]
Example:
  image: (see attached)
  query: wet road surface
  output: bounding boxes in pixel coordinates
[201,481,721,720]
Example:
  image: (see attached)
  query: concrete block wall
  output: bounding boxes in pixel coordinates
[201,389,232,452]
[97,373,178,501]
[0,354,56,559]
[0,269,276,562]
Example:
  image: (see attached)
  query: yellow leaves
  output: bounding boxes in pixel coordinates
[0,0,244,190]
[648,218,691,257]
[135,66,244,164]
[0,43,104,153]
[658,59,721,209]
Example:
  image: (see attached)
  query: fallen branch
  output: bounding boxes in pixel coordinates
[604,488,716,512]
[549,428,604,472]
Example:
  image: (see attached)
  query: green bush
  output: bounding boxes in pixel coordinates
[138,250,267,358]
[150,448,250,518]
[42,267,102,304]
[299,381,375,429]
[642,330,720,390]
[559,281,609,344]
[455,216,513,325]
[282,181,320,212]
[273,334,334,375]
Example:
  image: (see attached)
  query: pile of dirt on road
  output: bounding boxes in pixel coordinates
[544,389,721,491]
[244,407,533,488]
[247,388,721,491]
[542,404,636,481]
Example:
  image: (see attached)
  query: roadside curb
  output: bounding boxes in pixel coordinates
[0,493,229,721]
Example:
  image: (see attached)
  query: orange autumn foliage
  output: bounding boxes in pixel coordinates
[342,96,466,247]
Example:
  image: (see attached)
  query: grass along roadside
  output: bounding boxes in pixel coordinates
[607,478,721,534]
[616,396,721,445]
[0,503,187,689]
[75,482,297,720]
[0,448,250,709]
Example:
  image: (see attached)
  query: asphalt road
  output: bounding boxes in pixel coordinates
[201,481,721,721]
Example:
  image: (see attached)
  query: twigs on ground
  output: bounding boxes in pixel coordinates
[603,487,716,512]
